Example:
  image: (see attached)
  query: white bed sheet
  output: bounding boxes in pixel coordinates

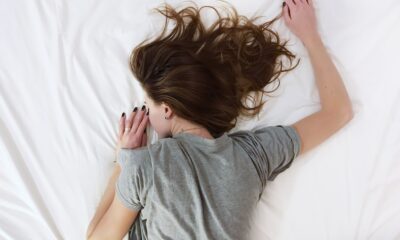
[0,0,399,239]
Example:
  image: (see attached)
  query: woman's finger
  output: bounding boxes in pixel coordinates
[125,106,138,134]
[286,0,296,13]
[141,129,147,146]
[131,105,147,134]
[283,3,291,22]
[135,110,149,136]
[119,112,126,139]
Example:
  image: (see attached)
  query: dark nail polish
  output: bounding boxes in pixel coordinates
[146,109,149,115]
[133,107,138,112]
[282,2,286,7]
[122,112,125,117]
[144,128,147,133]
[141,105,146,111]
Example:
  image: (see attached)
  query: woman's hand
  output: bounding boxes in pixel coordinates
[116,105,149,155]
[282,0,320,47]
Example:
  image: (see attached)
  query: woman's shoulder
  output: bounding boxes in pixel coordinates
[119,137,177,164]
[117,147,152,170]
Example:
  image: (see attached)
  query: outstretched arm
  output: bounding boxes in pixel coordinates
[282,0,353,155]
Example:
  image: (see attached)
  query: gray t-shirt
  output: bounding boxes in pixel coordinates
[115,124,301,240]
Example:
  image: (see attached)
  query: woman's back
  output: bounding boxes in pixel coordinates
[116,125,301,240]
[87,1,354,238]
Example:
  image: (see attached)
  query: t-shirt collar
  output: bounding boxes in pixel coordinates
[172,131,229,147]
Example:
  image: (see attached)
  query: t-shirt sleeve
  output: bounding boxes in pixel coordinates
[232,124,301,185]
[115,148,151,212]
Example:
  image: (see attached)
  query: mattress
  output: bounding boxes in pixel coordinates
[0,0,399,239]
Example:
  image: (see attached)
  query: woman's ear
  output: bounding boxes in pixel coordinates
[162,102,173,119]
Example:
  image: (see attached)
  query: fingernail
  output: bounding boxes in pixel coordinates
[146,109,149,115]
[282,2,286,7]
[133,107,138,112]
[122,112,125,117]
[141,105,146,111]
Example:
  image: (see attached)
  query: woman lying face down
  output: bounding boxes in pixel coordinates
[87,0,353,239]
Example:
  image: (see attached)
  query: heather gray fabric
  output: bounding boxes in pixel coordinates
[115,124,301,240]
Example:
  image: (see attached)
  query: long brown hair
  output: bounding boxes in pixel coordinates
[130,1,299,138]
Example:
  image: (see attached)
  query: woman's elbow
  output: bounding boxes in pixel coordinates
[343,106,354,122]
[337,106,354,127]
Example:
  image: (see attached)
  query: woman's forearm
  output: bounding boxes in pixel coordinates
[86,163,121,237]
[304,35,353,115]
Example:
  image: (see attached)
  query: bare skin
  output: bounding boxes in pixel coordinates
[283,0,354,156]
[143,92,214,140]
[87,108,149,239]
[87,0,354,238]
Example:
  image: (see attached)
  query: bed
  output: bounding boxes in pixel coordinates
[0,0,399,239]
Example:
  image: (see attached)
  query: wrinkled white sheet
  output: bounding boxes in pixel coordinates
[1,0,399,239]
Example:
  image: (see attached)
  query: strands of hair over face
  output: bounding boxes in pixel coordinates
[129,1,300,138]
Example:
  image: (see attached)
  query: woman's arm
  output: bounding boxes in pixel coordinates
[304,35,352,113]
[283,0,352,113]
[87,108,149,239]
[86,163,121,238]
[87,162,139,240]
[282,0,353,155]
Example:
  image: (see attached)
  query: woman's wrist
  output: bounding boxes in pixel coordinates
[303,33,323,51]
